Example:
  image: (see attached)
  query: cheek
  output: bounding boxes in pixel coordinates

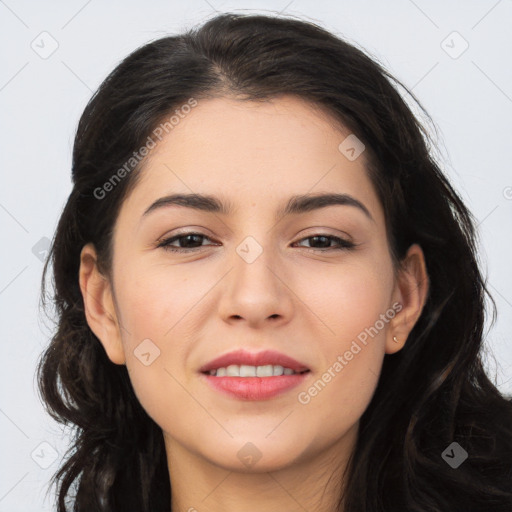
[293,259,392,428]
[305,256,394,343]
[117,263,200,339]
[111,265,197,423]
[294,348,381,458]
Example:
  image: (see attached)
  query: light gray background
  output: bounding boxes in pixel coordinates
[1,1,511,510]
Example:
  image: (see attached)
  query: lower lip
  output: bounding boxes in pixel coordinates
[200,372,310,400]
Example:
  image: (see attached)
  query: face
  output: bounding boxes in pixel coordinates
[82,95,425,474]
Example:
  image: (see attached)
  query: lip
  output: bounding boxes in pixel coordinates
[199,349,310,373]
[198,349,311,401]
[200,373,310,400]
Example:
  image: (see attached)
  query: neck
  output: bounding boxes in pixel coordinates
[165,425,357,512]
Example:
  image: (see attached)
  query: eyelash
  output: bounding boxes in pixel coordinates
[156,232,356,253]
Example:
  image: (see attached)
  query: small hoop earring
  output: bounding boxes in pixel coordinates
[393,336,399,343]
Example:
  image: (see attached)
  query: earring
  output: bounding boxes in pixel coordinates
[393,336,399,343]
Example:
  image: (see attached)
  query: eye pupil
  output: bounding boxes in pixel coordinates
[311,236,330,248]
[181,234,203,247]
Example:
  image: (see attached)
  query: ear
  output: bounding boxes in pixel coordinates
[78,243,126,365]
[385,243,429,354]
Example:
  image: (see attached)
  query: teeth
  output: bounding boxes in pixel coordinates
[207,364,301,377]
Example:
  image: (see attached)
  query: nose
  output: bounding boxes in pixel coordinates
[216,240,294,328]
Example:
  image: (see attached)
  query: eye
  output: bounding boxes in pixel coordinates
[293,234,356,251]
[157,232,356,253]
[157,232,216,252]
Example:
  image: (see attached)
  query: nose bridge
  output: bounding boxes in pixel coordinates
[229,207,280,278]
[217,229,293,324]
[233,231,283,297]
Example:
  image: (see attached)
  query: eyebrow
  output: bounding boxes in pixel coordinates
[142,192,373,222]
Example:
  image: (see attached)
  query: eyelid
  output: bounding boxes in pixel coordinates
[297,226,354,243]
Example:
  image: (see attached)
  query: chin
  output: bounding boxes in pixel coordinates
[202,438,306,474]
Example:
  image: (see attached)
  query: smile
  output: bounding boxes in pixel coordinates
[205,364,310,377]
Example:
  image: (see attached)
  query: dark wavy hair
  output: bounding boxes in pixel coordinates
[37,11,512,512]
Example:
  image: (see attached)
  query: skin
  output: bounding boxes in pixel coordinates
[79,95,429,512]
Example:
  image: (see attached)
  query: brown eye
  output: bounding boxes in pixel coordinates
[157,232,356,254]
[293,235,355,251]
[157,233,215,252]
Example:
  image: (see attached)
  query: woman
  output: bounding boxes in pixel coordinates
[37,12,512,512]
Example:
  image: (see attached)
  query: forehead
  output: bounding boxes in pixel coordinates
[120,95,383,224]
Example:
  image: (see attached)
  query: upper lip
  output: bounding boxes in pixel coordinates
[199,349,310,373]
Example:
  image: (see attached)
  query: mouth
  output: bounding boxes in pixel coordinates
[199,349,311,400]
[199,348,310,374]
[202,365,310,377]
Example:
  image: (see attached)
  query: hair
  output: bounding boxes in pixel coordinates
[37,11,512,512]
